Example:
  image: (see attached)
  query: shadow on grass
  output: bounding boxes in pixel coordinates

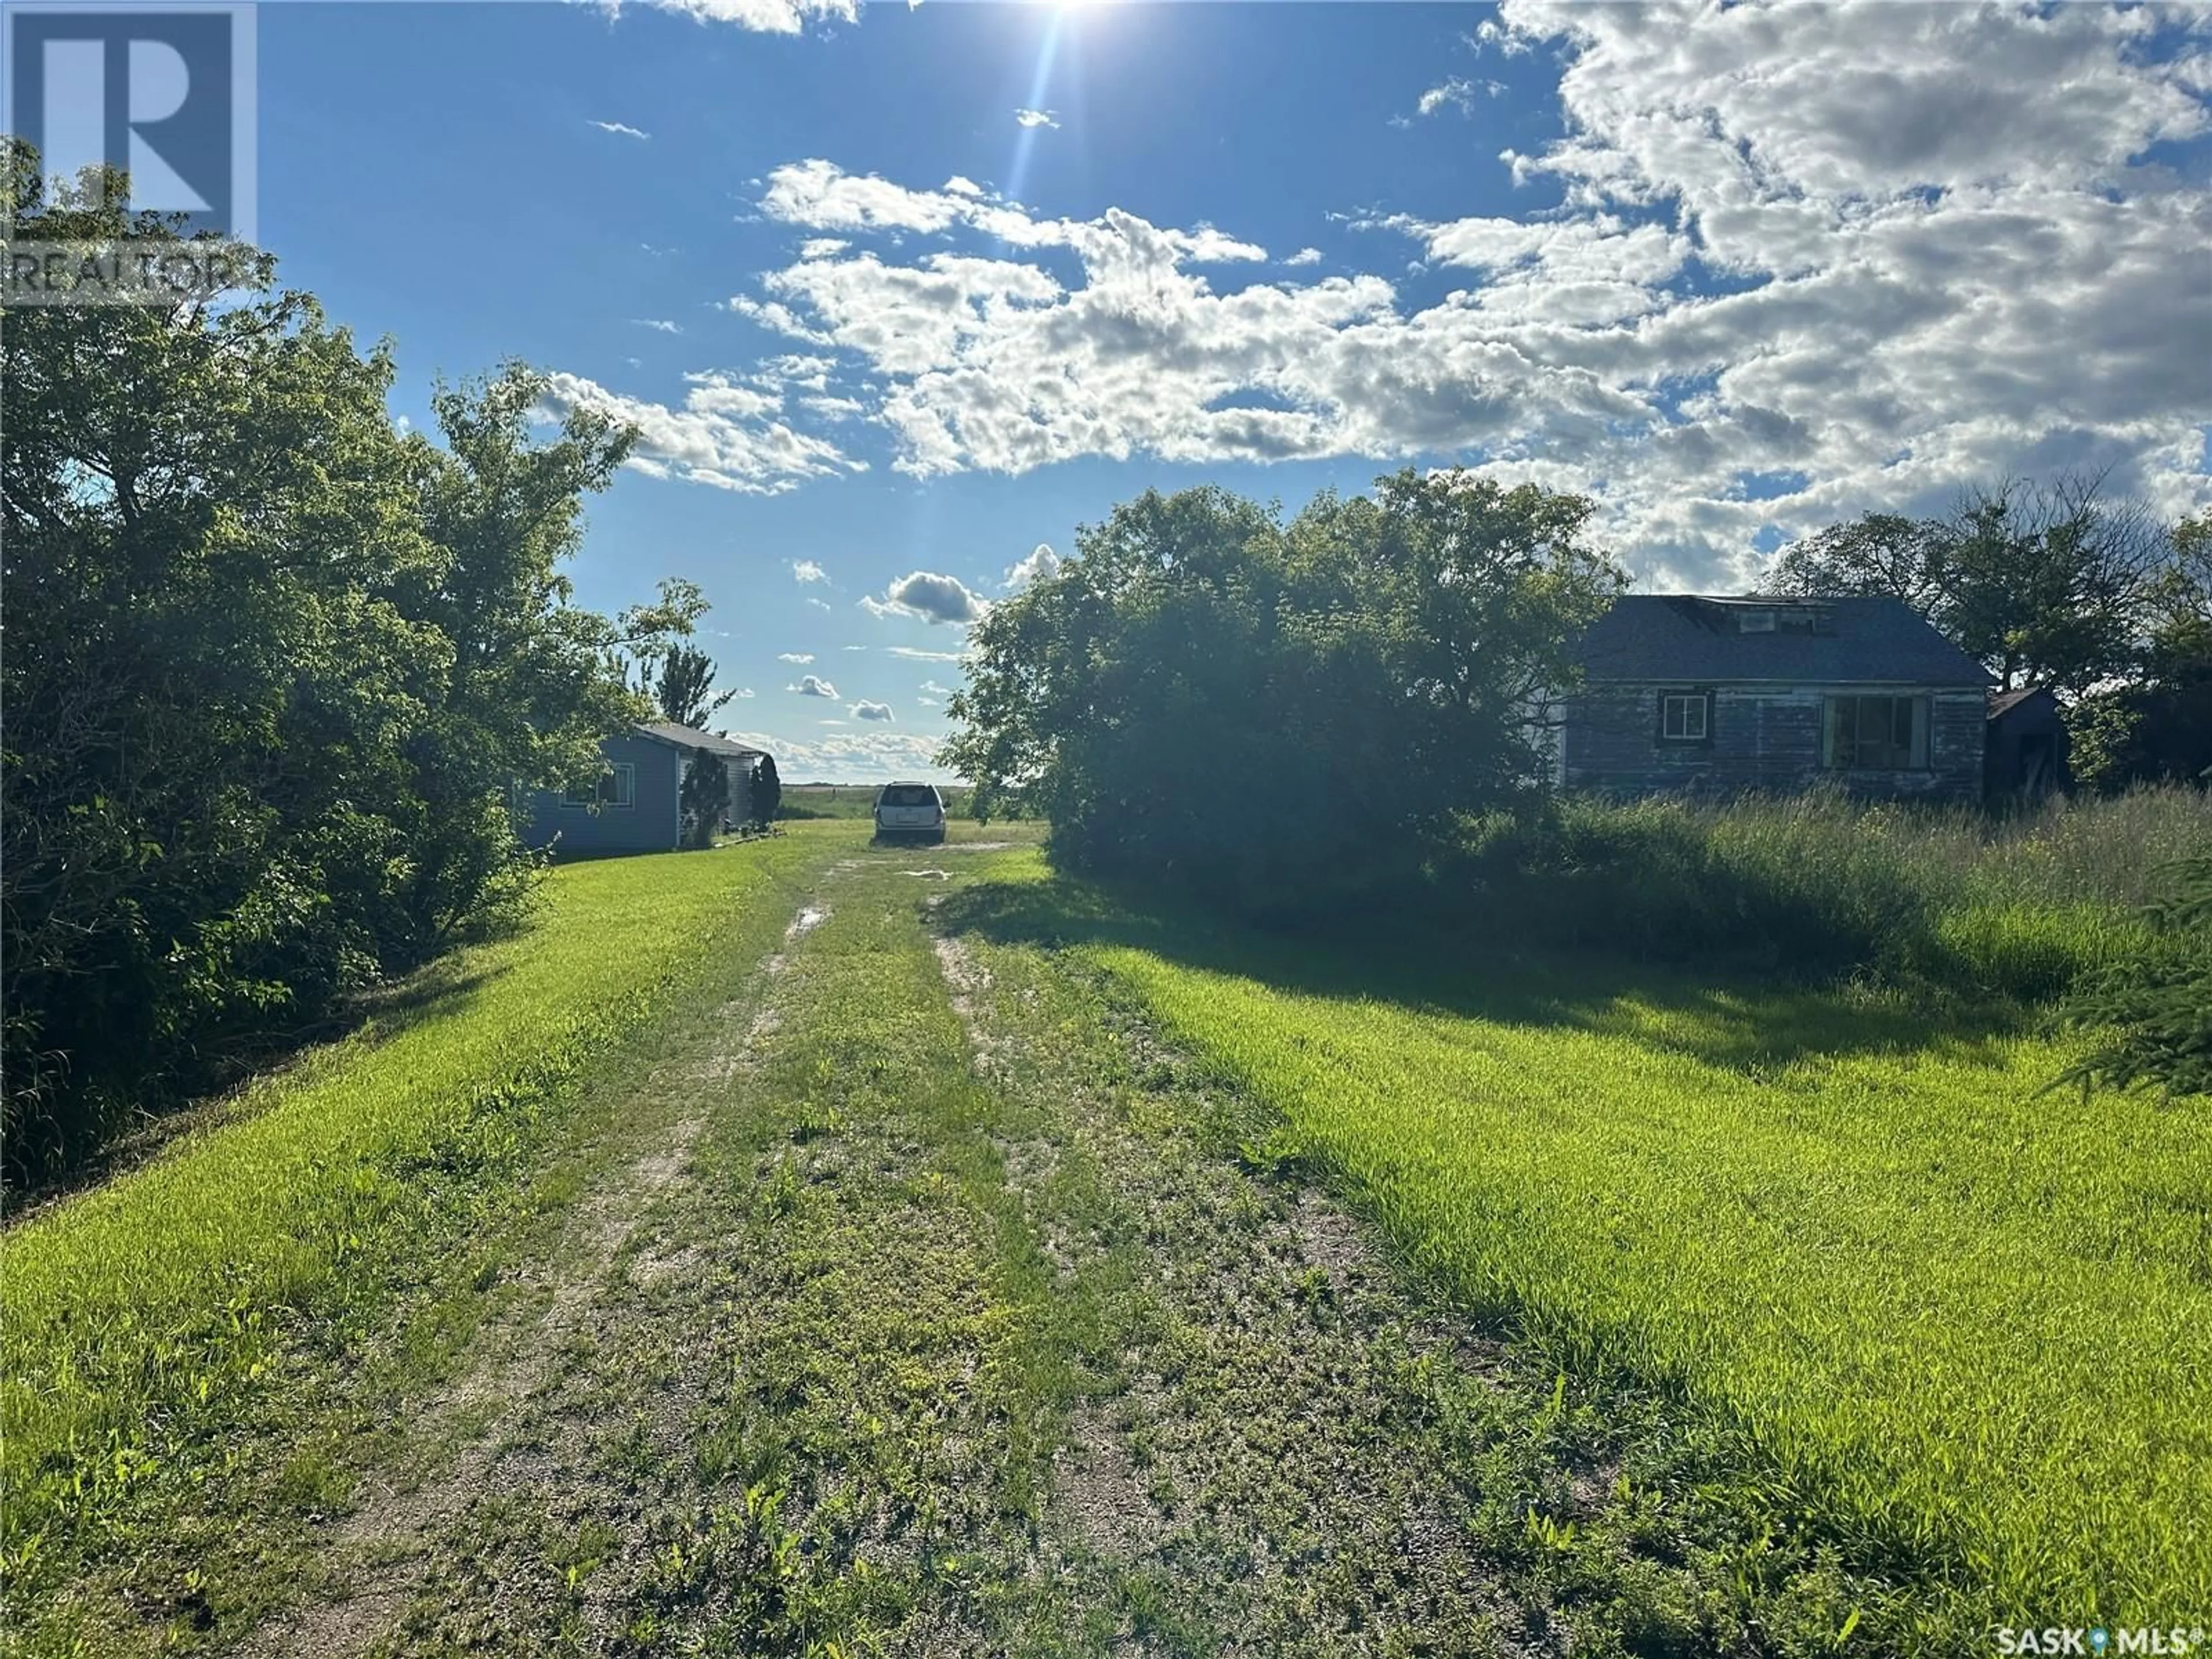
[3,956,513,1224]
[933,872,2028,1075]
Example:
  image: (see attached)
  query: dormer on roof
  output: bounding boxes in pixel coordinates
[1719,597,1835,637]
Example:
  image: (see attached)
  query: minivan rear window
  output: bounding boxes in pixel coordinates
[880,785,936,806]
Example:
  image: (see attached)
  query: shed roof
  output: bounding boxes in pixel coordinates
[634,721,766,760]
[1575,596,1993,687]
[1987,686,2061,720]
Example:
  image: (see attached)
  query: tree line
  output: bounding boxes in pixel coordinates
[944,470,2210,911]
[0,161,751,1187]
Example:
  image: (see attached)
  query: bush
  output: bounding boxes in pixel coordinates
[2054,854,2212,1097]
[942,472,1625,915]
[0,169,645,1189]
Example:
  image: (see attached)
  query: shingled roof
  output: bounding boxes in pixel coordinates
[1575,596,1993,687]
[634,721,766,760]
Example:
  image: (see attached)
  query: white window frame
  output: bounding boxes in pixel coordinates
[562,762,635,810]
[1659,691,1710,743]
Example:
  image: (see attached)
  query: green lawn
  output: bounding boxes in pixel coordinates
[950,861,2212,1637]
[0,833,831,1596]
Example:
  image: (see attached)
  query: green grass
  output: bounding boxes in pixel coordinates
[937,842,2212,1646]
[0,834,831,1603]
[1065,917,2212,1641]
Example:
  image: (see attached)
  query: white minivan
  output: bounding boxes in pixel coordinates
[873,781,947,844]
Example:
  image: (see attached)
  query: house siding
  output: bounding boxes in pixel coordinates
[1562,683,1986,801]
[523,732,683,855]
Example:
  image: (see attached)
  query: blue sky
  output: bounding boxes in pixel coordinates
[249,0,2211,780]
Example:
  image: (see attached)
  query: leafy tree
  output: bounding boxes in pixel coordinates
[941,471,1623,914]
[1768,474,2162,695]
[1766,512,1952,613]
[403,363,639,937]
[653,644,736,730]
[2144,512,2212,684]
[614,577,713,691]
[752,752,783,829]
[2069,512,2212,790]
[1942,478,2161,695]
[0,154,641,1184]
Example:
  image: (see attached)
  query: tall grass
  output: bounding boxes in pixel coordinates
[0,835,826,1588]
[1454,786,2210,1002]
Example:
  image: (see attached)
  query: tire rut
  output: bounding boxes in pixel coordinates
[232,886,835,1659]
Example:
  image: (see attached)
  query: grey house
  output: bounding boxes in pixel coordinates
[1556,596,1993,801]
[523,722,766,857]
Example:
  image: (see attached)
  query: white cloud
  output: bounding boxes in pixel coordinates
[733,687,756,698]
[850,699,895,721]
[779,652,815,662]
[800,237,849,259]
[538,369,866,497]
[916,696,939,708]
[1014,108,1060,130]
[862,570,990,626]
[590,119,650,139]
[806,597,832,612]
[630,318,681,334]
[919,679,952,695]
[791,559,827,584]
[1414,78,1490,119]
[635,0,858,32]
[944,175,984,198]
[724,296,836,345]
[1283,247,1324,267]
[725,727,953,783]
[1005,543,1062,589]
[841,644,869,652]
[724,5,2212,582]
[888,646,965,663]
[790,674,838,698]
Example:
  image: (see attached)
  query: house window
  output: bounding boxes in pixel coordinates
[562,763,635,809]
[1823,696,1929,770]
[1658,691,1711,743]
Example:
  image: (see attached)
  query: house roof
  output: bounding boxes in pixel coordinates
[634,721,766,761]
[1575,596,1993,687]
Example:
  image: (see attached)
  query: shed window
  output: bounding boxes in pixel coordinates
[562,763,635,809]
[1658,692,1710,743]
[1823,696,1929,770]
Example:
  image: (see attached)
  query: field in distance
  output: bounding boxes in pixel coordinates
[775,782,975,820]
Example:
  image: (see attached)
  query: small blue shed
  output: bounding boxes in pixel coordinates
[524,722,766,857]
